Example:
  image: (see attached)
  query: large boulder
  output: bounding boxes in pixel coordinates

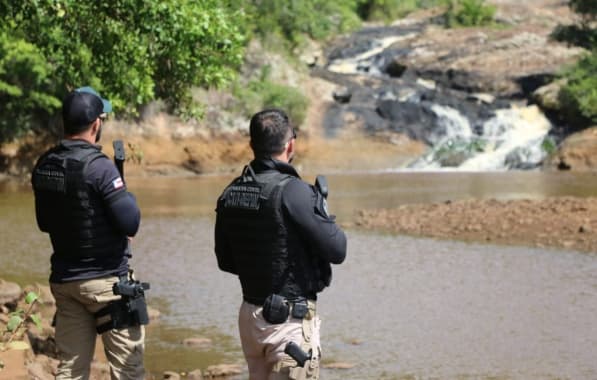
[203,363,243,378]
[0,280,21,306]
[547,126,597,170]
[532,79,566,112]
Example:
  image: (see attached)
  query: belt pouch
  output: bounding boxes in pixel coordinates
[291,301,308,319]
[262,294,289,324]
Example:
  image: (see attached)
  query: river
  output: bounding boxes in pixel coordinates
[1,171,597,379]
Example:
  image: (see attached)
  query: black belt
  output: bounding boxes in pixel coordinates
[243,295,314,306]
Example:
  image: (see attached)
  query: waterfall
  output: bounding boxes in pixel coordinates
[410,105,552,170]
[324,30,555,171]
[459,106,551,170]
[428,104,472,145]
[327,34,416,75]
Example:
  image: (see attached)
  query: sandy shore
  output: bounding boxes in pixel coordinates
[355,196,597,253]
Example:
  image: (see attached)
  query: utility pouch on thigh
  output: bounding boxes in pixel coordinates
[95,299,130,334]
[262,294,289,324]
[95,291,150,334]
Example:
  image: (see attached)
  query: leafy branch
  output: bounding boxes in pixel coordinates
[2,291,41,346]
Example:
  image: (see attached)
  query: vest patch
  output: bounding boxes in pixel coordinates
[224,184,262,210]
[33,165,66,193]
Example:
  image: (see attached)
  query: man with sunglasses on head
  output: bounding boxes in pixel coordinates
[32,87,145,379]
[215,108,347,379]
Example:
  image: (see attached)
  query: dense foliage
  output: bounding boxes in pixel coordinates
[553,0,597,125]
[232,66,309,127]
[444,0,496,27]
[0,0,245,142]
[245,0,361,49]
[559,52,597,125]
[356,0,442,22]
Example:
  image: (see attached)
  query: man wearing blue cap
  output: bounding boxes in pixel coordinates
[31,87,145,379]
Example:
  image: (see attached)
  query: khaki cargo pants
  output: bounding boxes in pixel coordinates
[50,276,145,380]
[239,300,321,380]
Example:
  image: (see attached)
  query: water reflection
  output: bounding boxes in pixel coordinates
[2,172,597,378]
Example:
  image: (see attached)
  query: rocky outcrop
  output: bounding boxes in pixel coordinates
[311,1,586,170]
[203,363,244,378]
[533,79,566,113]
[547,126,597,171]
[182,337,212,349]
[0,280,21,305]
[322,1,583,98]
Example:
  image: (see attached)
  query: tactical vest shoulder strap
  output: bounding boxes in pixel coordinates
[65,144,107,174]
[258,172,294,200]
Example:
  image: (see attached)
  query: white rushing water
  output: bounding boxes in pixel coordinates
[412,104,552,171]
[327,34,416,75]
[459,106,552,170]
[428,104,473,145]
[406,104,553,171]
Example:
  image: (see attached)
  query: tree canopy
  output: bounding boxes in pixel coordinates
[0,0,246,142]
[552,0,597,125]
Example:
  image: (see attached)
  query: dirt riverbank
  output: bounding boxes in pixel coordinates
[355,196,597,253]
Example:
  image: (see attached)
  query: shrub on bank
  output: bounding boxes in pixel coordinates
[558,51,597,125]
[232,67,309,127]
[444,0,496,28]
[245,0,361,49]
[357,0,443,22]
[551,0,596,127]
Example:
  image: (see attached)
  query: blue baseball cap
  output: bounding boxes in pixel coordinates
[62,86,112,134]
[75,86,112,114]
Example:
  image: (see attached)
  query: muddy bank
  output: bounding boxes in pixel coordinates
[355,196,597,253]
[0,74,426,179]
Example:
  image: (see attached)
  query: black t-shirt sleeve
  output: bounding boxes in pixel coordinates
[87,157,141,237]
[282,179,347,264]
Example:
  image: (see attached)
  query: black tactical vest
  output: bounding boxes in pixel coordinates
[32,141,127,259]
[216,166,318,304]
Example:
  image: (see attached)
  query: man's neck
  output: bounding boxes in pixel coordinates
[270,153,288,163]
[64,135,94,145]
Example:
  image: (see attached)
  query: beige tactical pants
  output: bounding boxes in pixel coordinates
[50,276,145,380]
[239,300,321,380]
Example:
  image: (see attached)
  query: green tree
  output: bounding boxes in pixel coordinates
[0,0,245,143]
[552,0,597,125]
[552,0,596,49]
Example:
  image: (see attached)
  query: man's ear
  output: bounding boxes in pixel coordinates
[90,118,100,135]
[287,138,295,153]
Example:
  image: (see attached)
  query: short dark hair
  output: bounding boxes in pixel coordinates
[249,109,293,157]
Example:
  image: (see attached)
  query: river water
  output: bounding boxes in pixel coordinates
[1,171,597,379]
